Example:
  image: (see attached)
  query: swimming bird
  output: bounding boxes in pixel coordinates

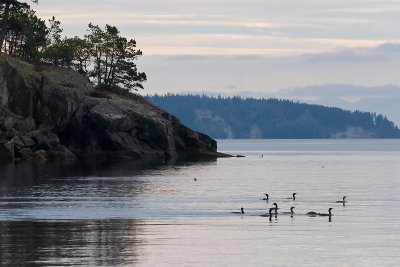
[232,207,245,214]
[318,208,333,216]
[260,207,276,217]
[286,193,297,200]
[193,178,197,181]
[262,193,269,201]
[270,203,280,214]
[306,211,318,216]
[335,196,347,203]
[307,208,333,217]
[281,206,295,215]
[269,208,278,221]
[270,207,278,217]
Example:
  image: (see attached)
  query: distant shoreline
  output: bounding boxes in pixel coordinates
[147,94,400,139]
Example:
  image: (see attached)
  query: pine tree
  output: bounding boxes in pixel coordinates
[0,0,38,51]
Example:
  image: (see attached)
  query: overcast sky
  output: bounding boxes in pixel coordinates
[29,0,400,99]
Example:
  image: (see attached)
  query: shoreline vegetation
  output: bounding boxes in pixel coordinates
[147,94,400,139]
[0,1,146,92]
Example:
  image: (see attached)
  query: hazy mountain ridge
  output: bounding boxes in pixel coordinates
[147,94,400,139]
[176,84,400,127]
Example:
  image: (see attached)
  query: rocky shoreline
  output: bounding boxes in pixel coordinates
[0,55,225,164]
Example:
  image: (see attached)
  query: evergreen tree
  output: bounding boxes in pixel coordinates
[85,23,146,91]
[0,0,38,51]
[2,4,46,61]
[1,3,147,92]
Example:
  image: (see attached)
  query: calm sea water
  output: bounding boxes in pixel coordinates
[1,139,400,266]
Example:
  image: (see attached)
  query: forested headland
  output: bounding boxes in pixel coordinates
[147,94,400,139]
[0,2,220,163]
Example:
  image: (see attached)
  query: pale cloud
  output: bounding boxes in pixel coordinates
[142,46,310,56]
[278,84,400,99]
[36,11,319,31]
[326,6,400,14]
[32,0,400,57]
[305,43,400,62]
[308,39,386,48]
[139,43,400,95]
[139,34,392,56]
[305,18,369,24]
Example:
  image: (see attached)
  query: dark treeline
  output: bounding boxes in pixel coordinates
[147,94,400,139]
[0,1,146,91]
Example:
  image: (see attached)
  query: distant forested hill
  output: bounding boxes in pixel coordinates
[147,94,400,139]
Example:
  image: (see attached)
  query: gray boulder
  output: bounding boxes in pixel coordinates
[15,117,36,132]
[20,135,36,147]
[16,147,34,160]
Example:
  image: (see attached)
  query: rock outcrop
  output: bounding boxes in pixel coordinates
[0,55,221,163]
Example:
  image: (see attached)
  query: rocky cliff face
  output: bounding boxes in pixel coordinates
[0,55,219,163]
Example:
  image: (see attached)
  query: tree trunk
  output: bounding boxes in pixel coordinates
[0,0,11,52]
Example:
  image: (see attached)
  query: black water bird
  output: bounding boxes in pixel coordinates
[271,203,280,215]
[232,207,245,214]
[307,208,333,217]
[286,193,297,200]
[262,193,269,201]
[335,196,347,204]
[306,211,318,216]
[318,208,333,217]
[268,208,277,221]
[271,207,278,218]
[260,207,276,217]
[281,206,295,215]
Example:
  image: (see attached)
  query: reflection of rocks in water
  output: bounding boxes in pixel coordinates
[0,160,154,203]
[0,219,145,266]
[0,157,216,187]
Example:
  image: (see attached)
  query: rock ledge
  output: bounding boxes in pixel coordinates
[0,55,221,163]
